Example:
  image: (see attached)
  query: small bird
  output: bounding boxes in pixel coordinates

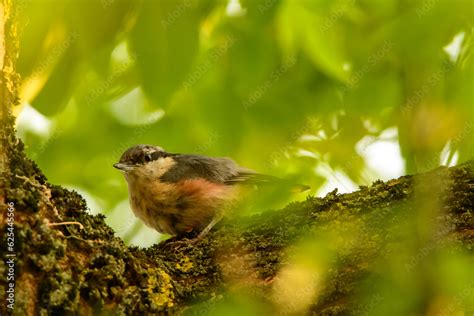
[114,144,308,244]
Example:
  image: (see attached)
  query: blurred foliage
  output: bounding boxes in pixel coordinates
[14,0,473,226]
[11,0,474,314]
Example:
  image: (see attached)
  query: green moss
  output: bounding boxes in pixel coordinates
[38,270,79,314]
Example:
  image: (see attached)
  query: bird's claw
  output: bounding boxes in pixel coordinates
[159,236,202,252]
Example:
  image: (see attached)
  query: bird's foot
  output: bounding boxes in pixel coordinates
[159,216,221,251]
[159,232,202,251]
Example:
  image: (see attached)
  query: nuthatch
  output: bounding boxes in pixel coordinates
[114,144,296,244]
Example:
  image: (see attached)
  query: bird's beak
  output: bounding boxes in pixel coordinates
[113,163,135,172]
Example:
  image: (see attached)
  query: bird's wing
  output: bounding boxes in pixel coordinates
[223,168,279,185]
[159,154,276,185]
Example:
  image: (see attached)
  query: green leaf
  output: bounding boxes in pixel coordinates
[65,0,139,76]
[276,1,349,82]
[31,45,78,116]
[17,0,66,77]
[128,0,205,107]
[343,70,401,116]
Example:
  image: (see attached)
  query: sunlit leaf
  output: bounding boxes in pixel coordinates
[30,45,78,115]
[129,0,207,107]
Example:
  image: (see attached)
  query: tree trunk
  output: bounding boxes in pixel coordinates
[1,2,473,315]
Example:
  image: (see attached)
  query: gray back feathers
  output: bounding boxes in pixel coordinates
[160,154,276,185]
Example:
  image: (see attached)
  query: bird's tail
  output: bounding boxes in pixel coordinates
[234,169,310,193]
[290,183,311,193]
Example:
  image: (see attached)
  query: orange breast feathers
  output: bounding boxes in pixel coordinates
[176,178,238,209]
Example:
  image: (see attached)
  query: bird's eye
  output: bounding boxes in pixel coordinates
[144,154,152,162]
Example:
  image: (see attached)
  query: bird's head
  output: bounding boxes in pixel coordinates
[113,144,176,180]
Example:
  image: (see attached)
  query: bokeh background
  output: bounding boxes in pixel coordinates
[14,0,473,249]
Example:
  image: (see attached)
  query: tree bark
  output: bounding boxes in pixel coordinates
[1,0,20,203]
[1,1,473,315]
